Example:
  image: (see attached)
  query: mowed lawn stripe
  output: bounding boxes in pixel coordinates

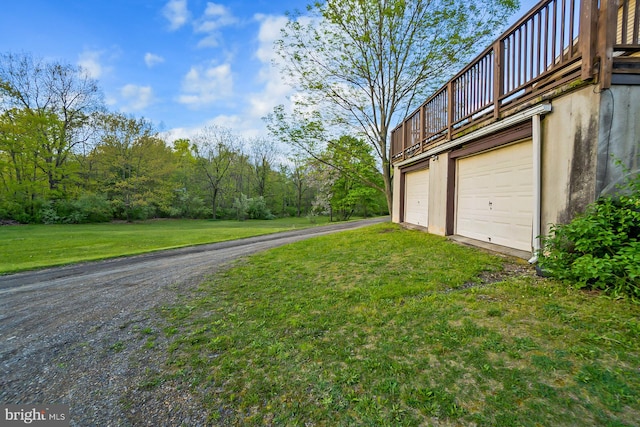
[0,217,331,273]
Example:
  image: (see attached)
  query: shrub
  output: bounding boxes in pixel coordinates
[539,172,640,299]
[74,193,113,223]
[232,193,250,221]
[39,202,62,224]
[232,194,275,220]
[247,196,275,220]
[38,194,114,224]
[169,188,209,219]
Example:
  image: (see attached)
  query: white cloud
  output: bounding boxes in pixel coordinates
[104,95,118,107]
[178,62,233,108]
[120,84,154,112]
[164,13,305,145]
[246,15,294,120]
[144,53,165,68]
[161,126,198,143]
[254,14,287,63]
[163,0,190,31]
[163,114,263,143]
[77,50,106,79]
[193,2,238,48]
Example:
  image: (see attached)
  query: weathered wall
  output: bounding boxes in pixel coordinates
[596,85,640,196]
[541,85,600,232]
[426,152,449,236]
[392,165,402,223]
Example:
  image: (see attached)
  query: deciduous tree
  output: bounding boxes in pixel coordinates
[192,125,240,220]
[276,0,518,212]
[91,113,174,221]
[0,52,103,193]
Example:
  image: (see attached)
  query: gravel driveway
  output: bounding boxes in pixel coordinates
[0,217,387,426]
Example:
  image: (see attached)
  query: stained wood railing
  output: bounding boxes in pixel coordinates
[391,0,640,163]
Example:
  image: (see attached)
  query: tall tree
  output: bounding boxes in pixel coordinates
[91,113,174,221]
[0,52,103,194]
[0,108,50,218]
[286,156,312,217]
[192,125,240,220]
[249,137,278,198]
[310,135,386,220]
[170,138,207,218]
[275,0,518,212]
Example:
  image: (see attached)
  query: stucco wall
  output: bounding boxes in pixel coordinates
[541,85,600,232]
[596,85,640,196]
[392,165,401,223]
[426,152,449,236]
[393,83,632,242]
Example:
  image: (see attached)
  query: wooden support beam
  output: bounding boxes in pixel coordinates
[447,81,454,140]
[401,121,407,161]
[580,0,598,80]
[598,0,619,89]
[420,104,425,152]
[493,40,503,119]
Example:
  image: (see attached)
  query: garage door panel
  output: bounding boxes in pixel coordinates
[456,141,533,251]
[404,169,429,227]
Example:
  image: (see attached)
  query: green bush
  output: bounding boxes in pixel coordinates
[539,172,640,299]
[169,188,209,219]
[232,194,275,221]
[74,193,113,223]
[232,193,250,220]
[247,196,275,220]
[38,194,114,224]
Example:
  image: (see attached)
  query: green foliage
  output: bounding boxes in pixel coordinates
[539,173,640,299]
[275,0,519,212]
[233,193,275,221]
[310,135,388,221]
[168,188,209,219]
[38,194,114,224]
[0,54,329,224]
[247,196,275,220]
[232,193,250,220]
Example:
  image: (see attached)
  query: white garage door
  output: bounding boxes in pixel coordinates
[404,168,429,227]
[456,141,533,251]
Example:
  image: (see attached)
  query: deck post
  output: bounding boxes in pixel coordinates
[492,40,503,119]
[598,0,618,89]
[420,104,425,152]
[401,120,407,160]
[580,0,598,80]
[447,81,454,140]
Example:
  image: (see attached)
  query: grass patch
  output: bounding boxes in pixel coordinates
[0,217,332,273]
[152,223,640,425]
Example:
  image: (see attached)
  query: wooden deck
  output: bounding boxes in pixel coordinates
[391,0,640,164]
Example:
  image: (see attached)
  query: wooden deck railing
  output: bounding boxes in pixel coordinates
[391,0,640,163]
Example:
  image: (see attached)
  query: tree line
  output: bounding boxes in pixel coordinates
[0,52,387,224]
[1,0,518,224]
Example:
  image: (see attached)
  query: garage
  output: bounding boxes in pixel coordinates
[455,140,533,251]
[404,168,429,227]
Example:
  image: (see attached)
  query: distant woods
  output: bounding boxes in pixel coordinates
[0,52,387,224]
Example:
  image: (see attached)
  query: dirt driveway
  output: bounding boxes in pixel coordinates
[0,217,387,426]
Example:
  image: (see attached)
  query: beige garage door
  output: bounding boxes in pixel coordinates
[456,141,533,251]
[404,168,429,227]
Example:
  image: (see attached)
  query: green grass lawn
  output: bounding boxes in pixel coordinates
[147,223,640,426]
[0,217,331,273]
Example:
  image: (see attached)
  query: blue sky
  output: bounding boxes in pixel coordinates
[0,0,539,142]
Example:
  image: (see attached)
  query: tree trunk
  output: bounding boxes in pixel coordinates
[382,158,393,215]
[211,188,218,220]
